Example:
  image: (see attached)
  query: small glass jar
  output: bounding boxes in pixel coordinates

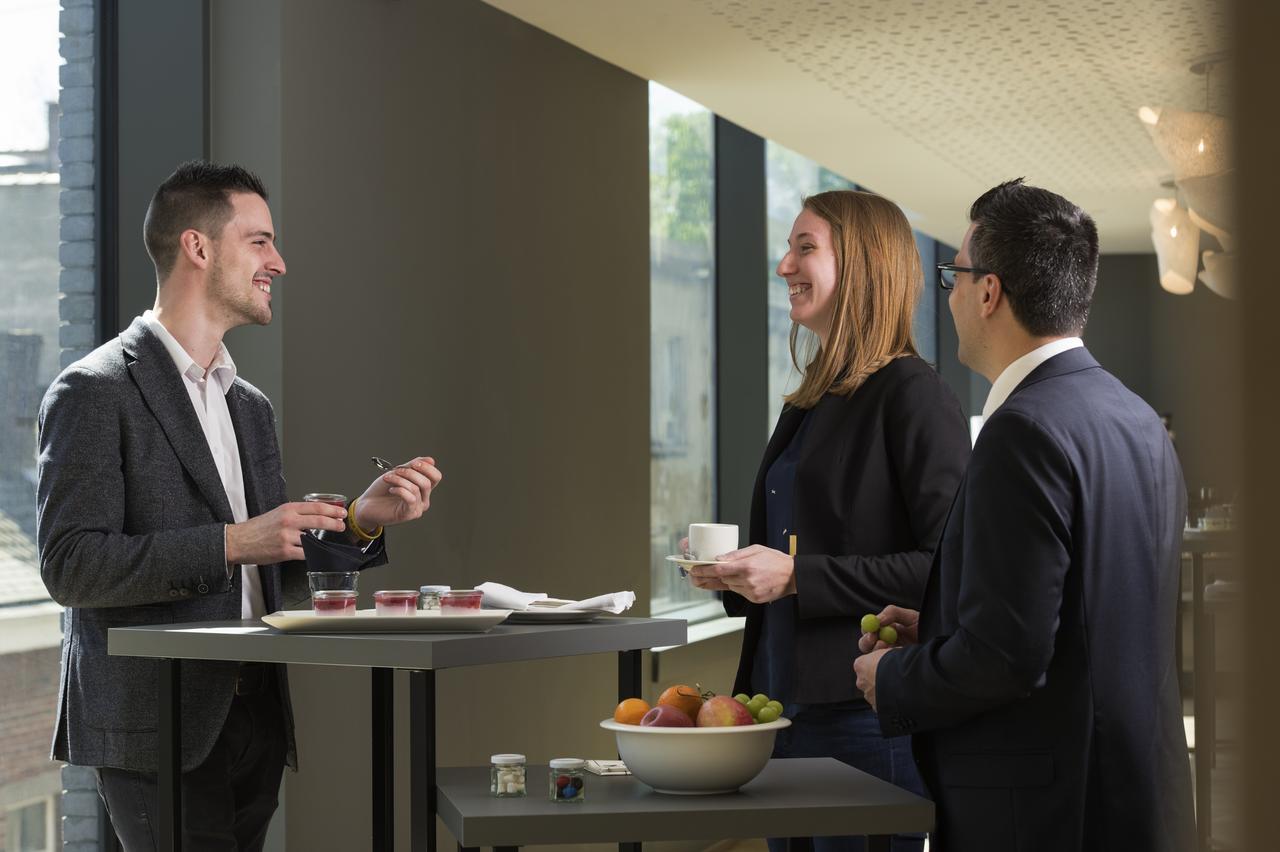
[373,590,419,615]
[490,754,526,797]
[419,585,451,611]
[549,758,586,803]
[441,589,483,611]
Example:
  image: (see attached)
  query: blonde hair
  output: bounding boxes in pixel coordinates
[784,190,922,409]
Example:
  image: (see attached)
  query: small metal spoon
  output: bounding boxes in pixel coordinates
[371,456,406,471]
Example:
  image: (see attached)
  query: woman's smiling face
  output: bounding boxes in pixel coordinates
[776,207,839,341]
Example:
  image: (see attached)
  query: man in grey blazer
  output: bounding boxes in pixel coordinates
[37,161,443,850]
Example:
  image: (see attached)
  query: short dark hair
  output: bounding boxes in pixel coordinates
[143,161,268,280]
[967,178,1099,337]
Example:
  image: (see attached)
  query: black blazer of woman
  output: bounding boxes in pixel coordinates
[726,355,970,705]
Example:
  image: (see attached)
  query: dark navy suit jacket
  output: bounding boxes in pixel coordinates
[875,347,1195,851]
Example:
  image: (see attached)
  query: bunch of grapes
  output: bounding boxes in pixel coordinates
[733,692,784,724]
[860,613,898,645]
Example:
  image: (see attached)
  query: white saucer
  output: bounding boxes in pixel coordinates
[665,555,725,577]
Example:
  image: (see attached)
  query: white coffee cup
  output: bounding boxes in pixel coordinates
[688,523,739,562]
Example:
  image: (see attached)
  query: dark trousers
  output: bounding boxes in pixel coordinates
[95,665,287,852]
[767,704,928,852]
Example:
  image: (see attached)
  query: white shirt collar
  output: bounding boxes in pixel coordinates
[981,337,1083,420]
[141,310,238,393]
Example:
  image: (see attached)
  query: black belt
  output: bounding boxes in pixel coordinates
[235,662,272,697]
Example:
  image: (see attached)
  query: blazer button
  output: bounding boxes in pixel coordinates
[180,588,191,597]
[169,589,179,597]
[197,583,209,594]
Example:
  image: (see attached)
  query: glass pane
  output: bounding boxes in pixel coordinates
[913,230,938,365]
[1,4,64,843]
[649,82,715,616]
[9,800,48,852]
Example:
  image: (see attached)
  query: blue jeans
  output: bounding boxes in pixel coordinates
[766,704,927,852]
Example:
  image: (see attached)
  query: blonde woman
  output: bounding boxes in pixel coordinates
[690,191,968,852]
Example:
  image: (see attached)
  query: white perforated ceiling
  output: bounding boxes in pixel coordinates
[482,0,1230,251]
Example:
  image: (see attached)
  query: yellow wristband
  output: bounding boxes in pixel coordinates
[348,498,383,542]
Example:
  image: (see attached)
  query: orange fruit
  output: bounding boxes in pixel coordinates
[613,697,651,725]
[657,684,704,721]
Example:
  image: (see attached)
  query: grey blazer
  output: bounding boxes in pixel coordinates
[37,317,305,773]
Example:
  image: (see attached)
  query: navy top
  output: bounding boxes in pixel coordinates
[750,411,812,705]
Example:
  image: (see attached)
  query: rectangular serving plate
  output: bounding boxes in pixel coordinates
[261,609,513,634]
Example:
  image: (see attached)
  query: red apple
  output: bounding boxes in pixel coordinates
[640,704,694,727]
[695,695,755,727]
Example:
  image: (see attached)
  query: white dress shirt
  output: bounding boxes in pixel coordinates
[142,311,265,619]
[981,337,1084,420]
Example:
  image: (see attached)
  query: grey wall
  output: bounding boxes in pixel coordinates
[268,1,652,848]
[1085,253,1154,402]
[1086,253,1240,498]
[211,0,286,436]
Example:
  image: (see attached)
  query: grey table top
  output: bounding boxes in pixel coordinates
[436,758,933,846]
[107,616,686,670]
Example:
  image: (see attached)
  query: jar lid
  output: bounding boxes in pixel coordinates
[374,590,419,597]
[490,753,525,765]
[549,758,585,770]
[419,585,452,594]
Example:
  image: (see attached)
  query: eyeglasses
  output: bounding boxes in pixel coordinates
[937,262,995,291]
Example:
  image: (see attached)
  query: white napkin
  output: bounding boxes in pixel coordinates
[475,582,548,610]
[475,582,636,614]
[554,591,636,613]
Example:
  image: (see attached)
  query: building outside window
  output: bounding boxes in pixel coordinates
[649,82,717,617]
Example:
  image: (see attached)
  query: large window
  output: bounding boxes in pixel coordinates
[0,0,69,844]
[649,82,717,616]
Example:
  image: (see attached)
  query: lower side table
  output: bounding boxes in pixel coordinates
[436,757,933,852]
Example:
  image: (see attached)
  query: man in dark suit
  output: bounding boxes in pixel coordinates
[853,179,1195,851]
[37,161,443,850]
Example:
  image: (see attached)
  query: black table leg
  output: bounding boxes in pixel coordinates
[618,651,642,852]
[618,649,641,701]
[866,836,890,852]
[373,667,395,852]
[411,670,437,852]
[157,658,182,852]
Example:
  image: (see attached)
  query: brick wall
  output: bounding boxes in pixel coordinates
[58,0,96,369]
[0,646,61,851]
[54,3,108,849]
[0,647,60,788]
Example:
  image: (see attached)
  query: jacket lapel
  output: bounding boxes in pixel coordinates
[225,384,266,519]
[122,318,235,523]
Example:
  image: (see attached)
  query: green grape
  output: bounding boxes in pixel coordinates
[746,697,766,716]
[751,693,769,704]
[878,625,898,645]
[860,613,880,634]
[756,705,781,724]
[766,700,783,715]
[734,693,751,705]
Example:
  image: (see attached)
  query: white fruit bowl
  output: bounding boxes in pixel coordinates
[599,716,791,794]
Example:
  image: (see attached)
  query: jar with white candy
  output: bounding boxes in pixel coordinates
[490,754,526,797]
